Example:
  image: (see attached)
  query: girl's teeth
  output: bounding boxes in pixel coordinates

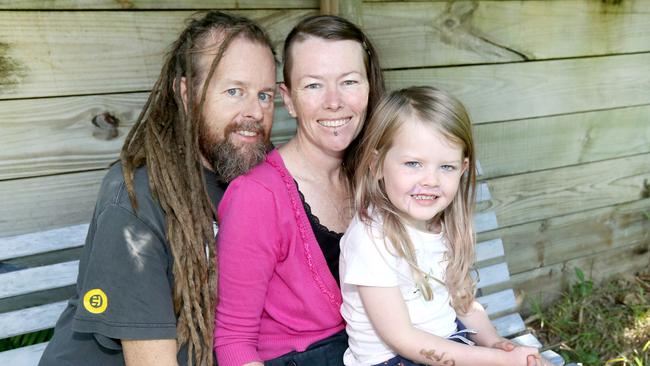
[413,194,435,200]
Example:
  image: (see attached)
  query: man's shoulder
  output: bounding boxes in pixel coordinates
[97,162,163,220]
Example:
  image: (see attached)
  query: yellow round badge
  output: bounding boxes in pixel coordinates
[83,289,108,314]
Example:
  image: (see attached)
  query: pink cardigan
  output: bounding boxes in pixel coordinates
[214,149,345,366]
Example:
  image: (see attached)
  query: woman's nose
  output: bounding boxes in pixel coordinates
[323,86,343,111]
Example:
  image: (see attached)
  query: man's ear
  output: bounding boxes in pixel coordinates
[176,76,189,113]
[279,83,296,118]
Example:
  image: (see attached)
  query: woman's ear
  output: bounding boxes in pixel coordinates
[279,83,296,118]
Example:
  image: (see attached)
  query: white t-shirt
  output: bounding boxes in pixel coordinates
[339,213,458,366]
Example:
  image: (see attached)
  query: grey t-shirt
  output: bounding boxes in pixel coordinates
[39,162,223,365]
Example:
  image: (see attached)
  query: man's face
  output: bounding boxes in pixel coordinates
[190,36,276,182]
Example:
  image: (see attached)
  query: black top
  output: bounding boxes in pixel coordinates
[296,182,343,286]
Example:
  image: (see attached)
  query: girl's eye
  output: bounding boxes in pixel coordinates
[226,88,243,97]
[441,165,456,171]
[404,161,421,168]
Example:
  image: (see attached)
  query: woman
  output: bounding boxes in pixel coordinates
[214,15,384,366]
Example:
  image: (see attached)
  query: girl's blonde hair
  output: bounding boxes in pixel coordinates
[354,86,477,313]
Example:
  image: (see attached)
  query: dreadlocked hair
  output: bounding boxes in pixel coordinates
[354,86,478,314]
[119,11,275,365]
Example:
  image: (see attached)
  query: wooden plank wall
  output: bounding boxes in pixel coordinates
[0,1,318,234]
[1,0,649,313]
[361,0,650,311]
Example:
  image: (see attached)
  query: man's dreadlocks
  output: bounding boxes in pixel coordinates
[120,11,275,365]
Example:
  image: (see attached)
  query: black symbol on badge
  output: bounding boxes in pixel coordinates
[89,294,103,308]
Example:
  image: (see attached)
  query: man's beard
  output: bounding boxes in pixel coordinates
[200,120,271,183]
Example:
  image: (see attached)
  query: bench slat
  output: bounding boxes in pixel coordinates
[0,301,67,338]
[0,224,88,261]
[475,211,499,233]
[476,182,491,203]
[512,333,566,366]
[493,313,526,338]
[0,261,79,298]
[476,238,505,263]
[477,288,517,317]
[476,262,510,289]
[0,342,48,366]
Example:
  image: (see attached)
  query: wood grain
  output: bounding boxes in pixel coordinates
[0,9,314,99]
[0,170,105,236]
[0,0,317,9]
[0,94,296,180]
[474,105,650,179]
[478,153,650,228]
[477,198,650,275]
[364,0,650,68]
[385,53,650,124]
[512,241,650,311]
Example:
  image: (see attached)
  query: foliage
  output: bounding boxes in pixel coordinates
[529,268,650,366]
[0,328,53,352]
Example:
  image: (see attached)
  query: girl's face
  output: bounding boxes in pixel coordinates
[379,119,468,231]
[280,37,369,156]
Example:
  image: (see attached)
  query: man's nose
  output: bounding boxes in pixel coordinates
[244,95,264,120]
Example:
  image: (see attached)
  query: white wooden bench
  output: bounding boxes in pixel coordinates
[0,180,571,365]
[474,162,569,365]
[0,224,88,365]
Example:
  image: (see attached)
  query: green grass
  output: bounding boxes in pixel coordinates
[0,329,53,352]
[529,268,650,365]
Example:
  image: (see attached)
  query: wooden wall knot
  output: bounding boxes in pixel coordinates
[641,179,650,199]
[92,112,120,140]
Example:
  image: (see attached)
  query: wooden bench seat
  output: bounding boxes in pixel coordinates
[0,211,569,365]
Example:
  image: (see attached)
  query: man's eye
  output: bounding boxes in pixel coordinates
[226,88,242,96]
[258,92,272,102]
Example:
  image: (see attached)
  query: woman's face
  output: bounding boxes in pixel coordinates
[280,37,369,156]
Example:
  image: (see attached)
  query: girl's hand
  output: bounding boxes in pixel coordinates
[491,338,517,352]
[503,345,541,366]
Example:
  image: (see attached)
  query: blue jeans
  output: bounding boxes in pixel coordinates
[264,330,348,366]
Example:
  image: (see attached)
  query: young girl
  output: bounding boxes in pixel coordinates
[339,86,547,366]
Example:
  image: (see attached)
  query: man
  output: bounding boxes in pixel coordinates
[39,11,277,366]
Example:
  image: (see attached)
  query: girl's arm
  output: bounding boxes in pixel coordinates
[358,285,542,366]
[456,300,509,348]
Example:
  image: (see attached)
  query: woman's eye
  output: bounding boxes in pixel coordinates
[305,83,321,89]
[343,80,359,86]
[404,161,421,168]
[226,88,242,97]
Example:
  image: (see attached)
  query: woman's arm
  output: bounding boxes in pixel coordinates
[358,285,542,366]
[214,178,282,366]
